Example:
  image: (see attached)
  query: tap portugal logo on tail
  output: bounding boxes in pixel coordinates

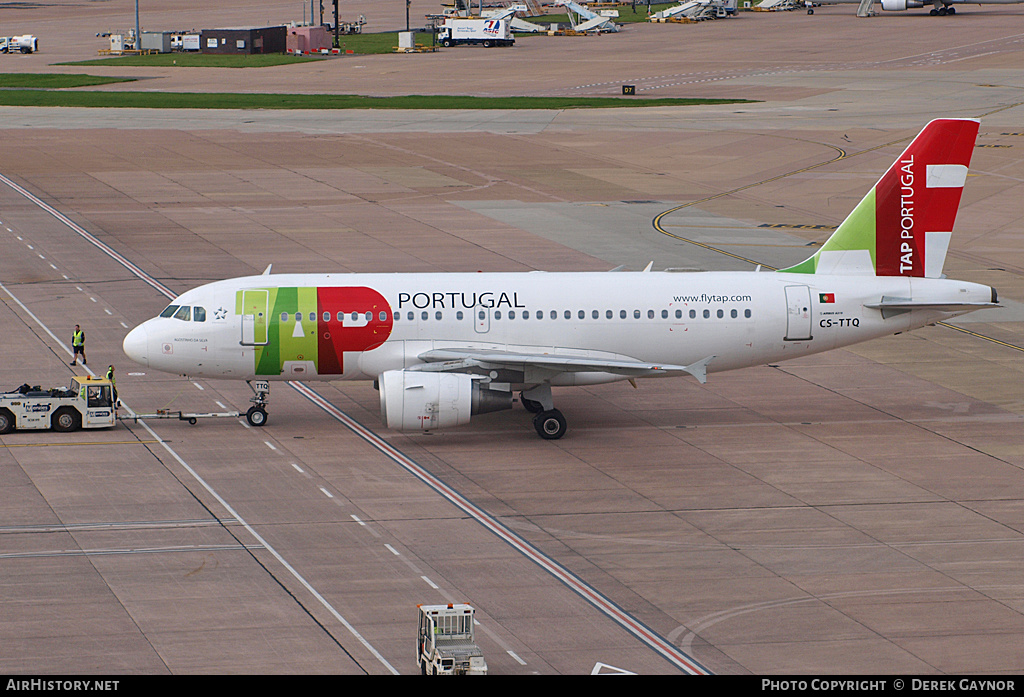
[781,119,979,278]
[237,287,393,376]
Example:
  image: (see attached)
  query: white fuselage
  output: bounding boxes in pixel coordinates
[122,270,993,387]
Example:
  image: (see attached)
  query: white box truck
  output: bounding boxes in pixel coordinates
[437,16,514,47]
[0,35,38,54]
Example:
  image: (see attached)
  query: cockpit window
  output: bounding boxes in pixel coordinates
[159,305,180,318]
[173,305,191,321]
[193,307,206,322]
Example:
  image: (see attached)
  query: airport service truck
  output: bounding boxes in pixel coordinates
[0,35,38,54]
[0,376,116,434]
[416,604,488,675]
[437,16,514,47]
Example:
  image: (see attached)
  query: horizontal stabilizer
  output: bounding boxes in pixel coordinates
[865,296,999,319]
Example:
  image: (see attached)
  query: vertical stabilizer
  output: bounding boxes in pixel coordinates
[780,119,979,277]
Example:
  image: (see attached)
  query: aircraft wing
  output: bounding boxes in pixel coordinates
[415,348,715,383]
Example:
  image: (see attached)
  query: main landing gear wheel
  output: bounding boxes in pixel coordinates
[246,406,268,427]
[533,409,567,440]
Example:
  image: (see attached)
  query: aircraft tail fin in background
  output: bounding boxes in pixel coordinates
[780,118,979,278]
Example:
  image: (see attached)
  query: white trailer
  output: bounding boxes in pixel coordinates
[437,12,515,47]
[416,604,487,675]
[0,376,116,434]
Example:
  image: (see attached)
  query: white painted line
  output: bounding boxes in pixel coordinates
[319,487,334,499]
[104,308,112,315]
[384,544,400,556]
[215,401,226,409]
[421,576,439,590]
[120,321,128,328]
[508,650,527,666]
[263,441,276,451]
[351,515,365,526]
[49,264,57,270]
[192,382,204,390]
[291,463,305,474]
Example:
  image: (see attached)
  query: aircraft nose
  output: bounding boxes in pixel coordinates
[122,323,149,367]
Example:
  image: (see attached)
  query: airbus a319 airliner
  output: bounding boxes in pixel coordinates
[123,119,997,439]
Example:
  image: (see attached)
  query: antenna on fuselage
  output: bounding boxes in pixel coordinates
[262,264,273,275]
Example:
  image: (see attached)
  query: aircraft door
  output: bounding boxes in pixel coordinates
[474,307,490,334]
[784,285,812,341]
[240,289,269,346]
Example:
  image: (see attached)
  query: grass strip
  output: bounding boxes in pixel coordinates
[0,91,753,110]
[0,73,136,88]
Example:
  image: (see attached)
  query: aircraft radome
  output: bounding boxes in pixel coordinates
[123,119,997,440]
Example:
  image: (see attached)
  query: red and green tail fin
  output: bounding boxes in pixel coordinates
[780,119,979,277]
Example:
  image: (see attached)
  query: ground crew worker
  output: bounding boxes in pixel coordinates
[105,365,117,404]
[70,325,86,366]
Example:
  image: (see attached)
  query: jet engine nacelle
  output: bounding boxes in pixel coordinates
[879,0,924,10]
[378,370,512,432]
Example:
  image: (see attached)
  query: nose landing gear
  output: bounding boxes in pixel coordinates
[246,380,270,427]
